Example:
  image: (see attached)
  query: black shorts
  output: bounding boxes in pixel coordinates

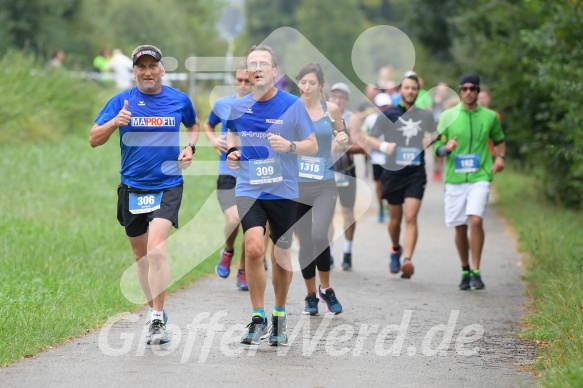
[236,196,297,249]
[381,169,427,205]
[337,167,356,208]
[372,164,384,181]
[216,174,237,211]
[117,183,183,237]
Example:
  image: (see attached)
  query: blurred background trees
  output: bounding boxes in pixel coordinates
[0,0,580,208]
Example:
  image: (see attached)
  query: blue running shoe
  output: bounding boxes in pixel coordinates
[389,246,402,274]
[302,293,319,315]
[318,286,343,314]
[215,248,234,278]
[145,319,171,345]
[378,208,385,223]
[240,316,268,345]
[268,315,289,346]
[236,269,248,291]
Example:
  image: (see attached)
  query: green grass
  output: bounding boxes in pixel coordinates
[0,134,228,365]
[492,166,583,387]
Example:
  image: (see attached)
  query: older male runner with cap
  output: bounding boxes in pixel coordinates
[90,44,199,345]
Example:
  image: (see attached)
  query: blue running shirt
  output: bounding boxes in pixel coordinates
[207,94,237,177]
[228,90,315,200]
[94,86,197,190]
[298,100,335,183]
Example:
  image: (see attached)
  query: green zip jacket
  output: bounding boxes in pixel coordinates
[433,103,504,184]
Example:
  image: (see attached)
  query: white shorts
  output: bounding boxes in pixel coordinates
[444,181,490,227]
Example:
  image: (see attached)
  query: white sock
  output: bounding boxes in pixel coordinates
[151,310,164,322]
[320,286,329,294]
[343,240,352,253]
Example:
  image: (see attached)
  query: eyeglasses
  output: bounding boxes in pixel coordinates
[460,86,478,92]
[247,61,273,71]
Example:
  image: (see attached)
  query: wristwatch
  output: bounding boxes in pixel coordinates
[288,141,296,153]
[186,143,196,154]
[497,153,505,159]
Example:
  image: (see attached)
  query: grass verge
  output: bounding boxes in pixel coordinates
[0,134,228,365]
[492,166,583,387]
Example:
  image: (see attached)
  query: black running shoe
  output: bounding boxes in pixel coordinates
[268,315,288,346]
[240,315,268,345]
[470,270,485,290]
[459,270,471,291]
[341,253,352,271]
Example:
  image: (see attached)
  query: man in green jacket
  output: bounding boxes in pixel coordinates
[433,73,505,290]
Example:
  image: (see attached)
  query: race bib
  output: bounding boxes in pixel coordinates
[250,158,283,184]
[334,171,350,187]
[129,191,163,214]
[396,147,421,166]
[298,155,325,180]
[454,154,480,173]
[370,151,387,165]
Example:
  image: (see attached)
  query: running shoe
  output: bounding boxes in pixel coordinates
[268,315,289,346]
[470,269,485,290]
[236,269,248,291]
[378,208,385,223]
[215,248,233,278]
[145,310,168,327]
[318,286,343,314]
[401,259,415,279]
[389,246,402,274]
[341,253,352,271]
[144,319,171,345]
[302,293,319,315]
[459,270,471,291]
[240,316,268,345]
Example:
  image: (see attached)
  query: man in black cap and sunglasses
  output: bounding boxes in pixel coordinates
[433,73,506,291]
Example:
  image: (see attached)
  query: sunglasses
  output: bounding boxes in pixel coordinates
[460,86,478,92]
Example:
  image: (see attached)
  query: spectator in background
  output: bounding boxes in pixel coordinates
[109,49,134,90]
[47,49,64,68]
[93,48,112,84]
[377,65,392,91]
[430,82,450,181]
[478,86,503,157]
[386,80,401,107]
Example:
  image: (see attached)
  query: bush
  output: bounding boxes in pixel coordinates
[0,50,105,142]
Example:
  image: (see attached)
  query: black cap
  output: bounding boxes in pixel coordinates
[132,49,162,66]
[459,73,480,90]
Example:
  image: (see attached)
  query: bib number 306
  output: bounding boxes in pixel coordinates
[129,191,163,214]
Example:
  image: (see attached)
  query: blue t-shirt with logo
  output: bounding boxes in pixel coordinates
[94,85,197,190]
[208,94,237,177]
[298,100,335,183]
[228,90,315,200]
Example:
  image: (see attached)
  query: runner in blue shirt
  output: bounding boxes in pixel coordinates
[226,45,318,346]
[89,45,199,345]
[204,61,253,290]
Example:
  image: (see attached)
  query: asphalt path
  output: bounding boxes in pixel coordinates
[0,156,536,387]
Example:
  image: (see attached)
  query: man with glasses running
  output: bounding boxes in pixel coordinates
[226,45,317,346]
